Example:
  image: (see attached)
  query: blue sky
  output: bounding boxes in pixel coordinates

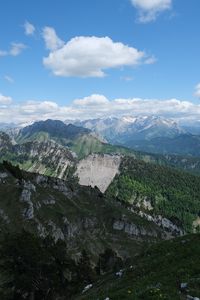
[0,0,200,123]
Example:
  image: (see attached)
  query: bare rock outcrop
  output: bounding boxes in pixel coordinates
[76,154,121,192]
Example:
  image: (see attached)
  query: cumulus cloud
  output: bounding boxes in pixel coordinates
[130,0,172,23]
[24,21,35,36]
[0,93,12,105]
[43,27,64,51]
[43,33,149,77]
[194,83,200,98]
[1,93,200,125]
[74,94,109,106]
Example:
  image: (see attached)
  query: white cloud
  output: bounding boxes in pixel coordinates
[74,94,109,106]
[43,34,149,77]
[194,83,200,98]
[1,94,200,125]
[42,27,64,51]
[0,93,12,105]
[0,43,27,57]
[131,0,172,23]
[24,21,35,36]
[20,101,59,114]
[10,43,27,56]
[145,56,157,64]
[4,75,14,83]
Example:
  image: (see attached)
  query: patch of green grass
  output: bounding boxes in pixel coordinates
[76,234,200,300]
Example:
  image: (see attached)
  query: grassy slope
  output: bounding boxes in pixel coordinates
[76,234,200,300]
[70,134,134,159]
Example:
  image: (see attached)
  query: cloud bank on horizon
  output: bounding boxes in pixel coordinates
[0,92,200,125]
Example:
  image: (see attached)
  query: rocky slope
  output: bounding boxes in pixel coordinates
[1,162,199,299]
[0,161,166,257]
[75,154,121,192]
[0,161,172,299]
[0,138,76,179]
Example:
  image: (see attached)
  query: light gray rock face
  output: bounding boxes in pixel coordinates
[20,181,36,219]
[43,196,56,205]
[113,219,157,238]
[48,221,65,242]
[131,208,184,236]
[37,221,47,238]
[0,208,9,224]
[0,172,8,179]
[76,154,121,192]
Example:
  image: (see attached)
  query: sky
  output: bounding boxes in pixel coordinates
[0,0,200,124]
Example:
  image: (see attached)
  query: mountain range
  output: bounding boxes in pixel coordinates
[0,118,200,299]
[2,119,200,177]
[1,119,200,234]
[67,115,200,157]
[2,115,200,157]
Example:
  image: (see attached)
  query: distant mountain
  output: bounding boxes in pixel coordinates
[70,116,200,157]
[71,115,184,144]
[17,119,91,144]
[183,125,200,135]
[2,118,200,180]
[0,122,17,130]
[129,133,200,157]
[14,119,138,159]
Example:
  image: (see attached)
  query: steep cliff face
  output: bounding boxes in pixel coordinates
[76,154,121,192]
[0,138,76,179]
[15,140,76,179]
